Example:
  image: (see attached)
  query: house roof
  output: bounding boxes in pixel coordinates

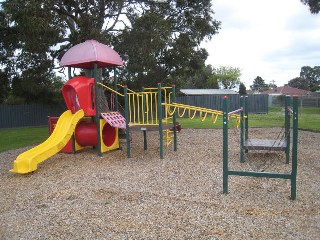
[180,89,238,95]
[261,86,309,95]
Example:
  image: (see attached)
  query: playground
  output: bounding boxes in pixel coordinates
[0,127,319,239]
[0,40,319,238]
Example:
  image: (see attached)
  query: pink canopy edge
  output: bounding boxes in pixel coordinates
[60,40,123,69]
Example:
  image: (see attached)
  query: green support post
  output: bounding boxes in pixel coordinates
[172,85,177,151]
[158,83,164,159]
[143,130,147,150]
[240,96,245,163]
[285,95,291,164]
[291,96,299,200]
[124,86,131,158]
[94,63,102,156]
[68,67,72,79]
[141,87,148,150]
[113,67,119,111]
[244,96,249,153]
[68,67,77,154]
[223,96,229,194]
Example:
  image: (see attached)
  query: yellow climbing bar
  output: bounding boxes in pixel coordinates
[117,84,138,94]
[127,90,161,126]
[163,102,241,126]
[97,82,124,96]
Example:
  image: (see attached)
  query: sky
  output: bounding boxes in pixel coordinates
[202,0,320,88]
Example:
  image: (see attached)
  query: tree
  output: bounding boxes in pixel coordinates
[288,77,310,90]
[0,0,220,102]
[300,0,320,14]
[206,75,219,89]
[239,82,247,95]
[184,64,216,89]
[300,66,320,91]
[0,70,10,103]
[210,66,241,89]
[250,76,269,92]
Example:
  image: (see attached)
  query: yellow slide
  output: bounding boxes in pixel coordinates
[10,109,84,174]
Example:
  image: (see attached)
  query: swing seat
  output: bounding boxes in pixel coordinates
[244,138,287,151]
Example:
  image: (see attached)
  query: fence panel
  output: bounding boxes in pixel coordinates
[0,104,66,129]
[269,95,320,108]
[175,94,268,114]
[247,94,268,113]
[301,95,320,107]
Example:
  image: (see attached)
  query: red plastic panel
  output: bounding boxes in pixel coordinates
[62,76,96,116]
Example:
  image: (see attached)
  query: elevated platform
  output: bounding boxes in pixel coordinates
[243,139,287,151]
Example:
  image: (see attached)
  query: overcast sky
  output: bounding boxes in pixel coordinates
[202,0,320,88]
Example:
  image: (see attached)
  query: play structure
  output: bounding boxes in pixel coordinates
[222,95,299,200]
[11,40,240,174]
[9,39,299,200]
[10,40,124,173]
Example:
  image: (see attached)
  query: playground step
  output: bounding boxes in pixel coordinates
[101,112,126,129]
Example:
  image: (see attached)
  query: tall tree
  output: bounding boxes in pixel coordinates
[206,75,219,89]
[238,82,247,95]
[300,66,320,91]
[0,70,10,103]
[184,64,215,89]
[0,0,220,102]
[210,66,241,89]
[250,76,269,92]
[300,0,320,14]
[288,77,310,90]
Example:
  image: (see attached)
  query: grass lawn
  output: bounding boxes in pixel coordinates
[1,107,319,152]
[0,127,48,153]
[178,107,320,130]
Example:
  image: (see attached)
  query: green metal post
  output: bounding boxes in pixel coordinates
[124,86,131,158]
[142,87,146,125]
[67,67,77,154]
[143,130,147,150]
[244,96,249,153]
[223,96,229,194]
[94,63,102,156]
[141,87,148,150]
[240,96,245,163]
[291,96,299,200]
[172,85,177,151]
[285,95,291,164]
[158,83,164,159]
[113,67,119,111]
[68,67,72,79]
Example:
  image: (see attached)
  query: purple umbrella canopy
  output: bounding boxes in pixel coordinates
[60,40,123,69]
